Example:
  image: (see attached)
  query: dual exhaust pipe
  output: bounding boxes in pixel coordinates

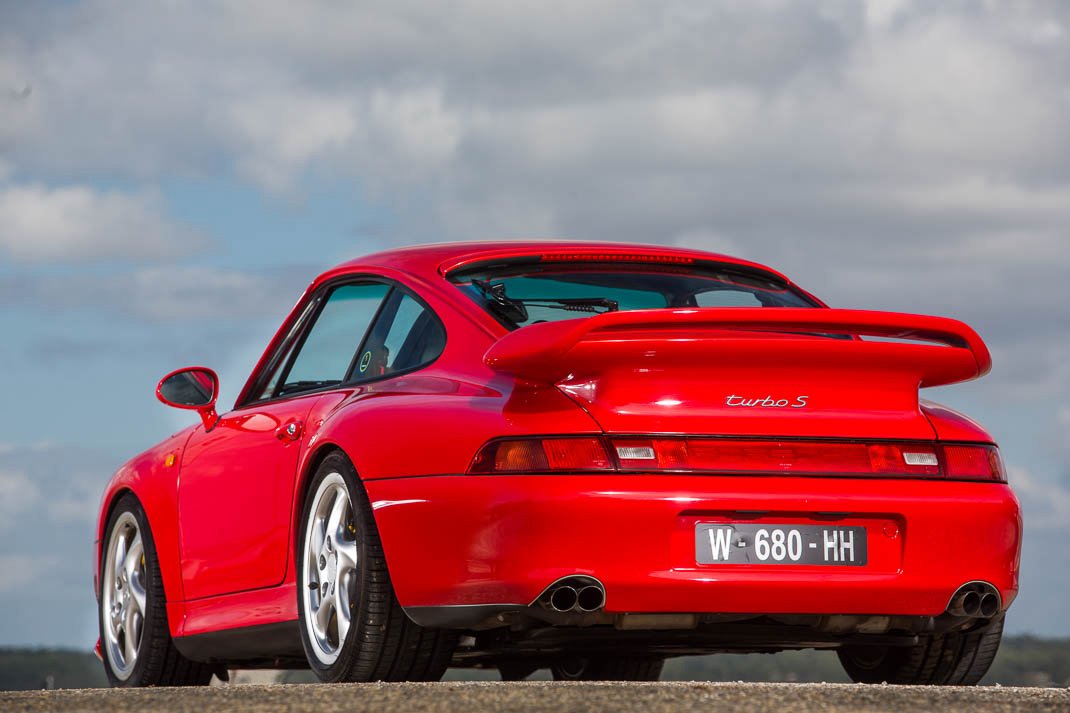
[540,576,606,614]
[541,577,1001,620]
[947,582,1001,619]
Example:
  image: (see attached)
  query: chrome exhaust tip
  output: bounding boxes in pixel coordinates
[947,581,1001,619]
[537,575,607,614]
[576,585,606,613]
[962,591,981,617]
[548,586,579,613]
[979,592,1000,618]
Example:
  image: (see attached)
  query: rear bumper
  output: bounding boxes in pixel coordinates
[365,474,1021,620]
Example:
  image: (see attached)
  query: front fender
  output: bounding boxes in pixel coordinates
[94,428,195,634]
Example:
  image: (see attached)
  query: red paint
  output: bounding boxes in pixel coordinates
[365,474,1020,615]
[177,393,324,600]
[178,584,298,638]
[92,241,1021,642]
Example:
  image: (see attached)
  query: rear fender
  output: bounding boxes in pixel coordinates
[284,369,603,604]
[921,401,997,443]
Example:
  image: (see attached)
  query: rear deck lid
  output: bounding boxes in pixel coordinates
[484,307,990,440]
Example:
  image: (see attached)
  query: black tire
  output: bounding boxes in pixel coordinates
[551,656,665,681]
[296,451,457,682]
[98,493,214,687]
[838,615,1004,685]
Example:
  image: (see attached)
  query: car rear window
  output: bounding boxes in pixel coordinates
[449,261,818,329]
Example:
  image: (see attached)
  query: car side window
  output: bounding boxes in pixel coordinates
[353,291,446,379]
[268,282,390,398]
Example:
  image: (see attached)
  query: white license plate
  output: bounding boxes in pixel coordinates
[695,523,867,566]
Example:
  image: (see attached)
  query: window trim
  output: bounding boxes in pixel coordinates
[344,286,402,383]
[236,275,447,410]
[351,284,447,384]
[271,281,395,400]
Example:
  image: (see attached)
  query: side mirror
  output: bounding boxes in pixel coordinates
[156,367,220,430]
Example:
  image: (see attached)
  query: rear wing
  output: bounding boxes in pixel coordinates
[483,308,992,387]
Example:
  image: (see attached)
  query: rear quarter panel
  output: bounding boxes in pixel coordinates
[921,400,997,442]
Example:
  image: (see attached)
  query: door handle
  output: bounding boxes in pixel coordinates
[276,420,303,442]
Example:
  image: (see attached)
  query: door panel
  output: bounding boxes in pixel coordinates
[178,395,321,600]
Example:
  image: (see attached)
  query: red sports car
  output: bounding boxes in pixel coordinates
[94,242,1020,686]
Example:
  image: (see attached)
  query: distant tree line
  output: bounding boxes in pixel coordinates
[3,636,1068,690]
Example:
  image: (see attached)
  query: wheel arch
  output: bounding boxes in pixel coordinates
[289,438,410,599]
[296,441,344,504]
[95,486,135,595]
[95,478,188,639]
[291,441,359,568]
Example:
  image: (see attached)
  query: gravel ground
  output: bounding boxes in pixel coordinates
[2,682,1069,713]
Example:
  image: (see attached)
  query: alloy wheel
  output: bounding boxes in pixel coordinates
[101,511,147,680]
[301,472,359,665]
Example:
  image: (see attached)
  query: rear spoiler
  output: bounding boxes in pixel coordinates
[484,308,992,387]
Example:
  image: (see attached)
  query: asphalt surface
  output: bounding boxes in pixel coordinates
[3,682,1069,713]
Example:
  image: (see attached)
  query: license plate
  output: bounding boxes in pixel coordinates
[695,523,867,566]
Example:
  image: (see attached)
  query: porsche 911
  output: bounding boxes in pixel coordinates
[94,242,1020,686]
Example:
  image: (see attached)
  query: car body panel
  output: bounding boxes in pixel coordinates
[921,400,997,442]
[178,583,298,638]
[178,393,323,600]
[366,474,1021,616]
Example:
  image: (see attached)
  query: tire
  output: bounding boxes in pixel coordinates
[551,656,665,681]
[98,493,214,687]
[838,615,1004,686]
[296,451,457,682]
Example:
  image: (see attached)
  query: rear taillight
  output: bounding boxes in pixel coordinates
[468,437,612,474]
[941,444,1006,482]
[467,436,1005,481]
[612,438,941,476]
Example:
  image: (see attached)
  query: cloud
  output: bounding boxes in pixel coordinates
[0,445,113,529]
[1,264,312,322]
[0,468,40,532]
[224,91,358,192]
[0,555,60,595]
[1012,465,1070,531]
[0,444,120,644]
[0,183,206,263]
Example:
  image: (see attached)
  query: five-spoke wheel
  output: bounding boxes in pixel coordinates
[296,451,456,681]
[98,494,213,687]
[301,472,360,665]
[101,511,147,679]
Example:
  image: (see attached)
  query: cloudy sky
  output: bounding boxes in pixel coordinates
[1,1,1068,648]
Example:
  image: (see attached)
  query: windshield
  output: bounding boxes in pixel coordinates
[450,263,819,329]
